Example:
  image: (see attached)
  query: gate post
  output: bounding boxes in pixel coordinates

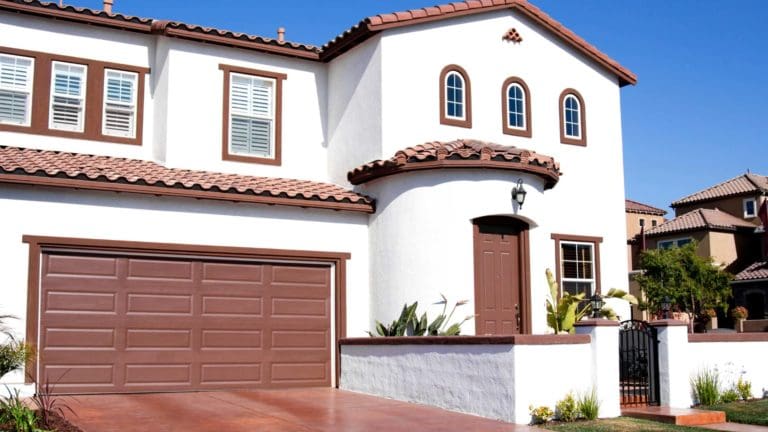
[650,320,691,408]
[574,320,620,418]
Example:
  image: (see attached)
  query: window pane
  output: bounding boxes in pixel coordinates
[103,70,137,137]
[229,73,275,158]
[50,62,86,131]
[676,238,691,247]
[445,71,464,120]
[0,54,33,125]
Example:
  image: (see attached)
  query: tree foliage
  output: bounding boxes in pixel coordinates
[635,242,732,317]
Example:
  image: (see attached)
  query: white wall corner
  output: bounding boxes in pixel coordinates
[654,322,693,408]
[575,322,621,418]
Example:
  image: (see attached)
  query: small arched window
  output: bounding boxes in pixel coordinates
[501,77,531,137]
[559,89,586,146]
[439,65,472,128]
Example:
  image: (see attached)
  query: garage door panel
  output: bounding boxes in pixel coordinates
[39,251,332,394]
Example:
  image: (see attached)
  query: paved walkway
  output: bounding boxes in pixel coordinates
[700,423,768,431]
[67,388,536,432]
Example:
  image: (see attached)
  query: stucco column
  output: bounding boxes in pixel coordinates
[650,320,691,408]
[574,319,620,418]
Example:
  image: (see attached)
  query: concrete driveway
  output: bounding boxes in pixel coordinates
[67,388,535,431]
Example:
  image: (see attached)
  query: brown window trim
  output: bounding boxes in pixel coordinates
[558,88,586,146]
[501,76,532,138]
[0,46,148,145]
[551,233,602,296]
[219,64,286,166]
[439,64,472,128]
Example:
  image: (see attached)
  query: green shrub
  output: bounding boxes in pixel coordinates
[529,405,553,425]
[555,392,578,422]
[720,388,740,404]
[691,368,720,406]
[0,341,32,379]
[577,388,600,420]
[0,387,46,432]
[735,377,752,401]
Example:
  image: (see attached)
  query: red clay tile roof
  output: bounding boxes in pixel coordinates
[734,260,768,281]
[644,208,758,237]
[625,199,667,216]
[347,139,561,188]
[671,173,768,207]
[323,0,636,86]
[0,0,636,85]
[0,146,374,213]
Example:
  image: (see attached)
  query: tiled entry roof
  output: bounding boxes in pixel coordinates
[625,199,667,216]
[671,173,768,207]
[734,260,768,281]
[348,139,561,188]
[0,146,374,213]
[644,208,758,237]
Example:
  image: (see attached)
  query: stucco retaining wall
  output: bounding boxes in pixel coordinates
[687,334,768,400]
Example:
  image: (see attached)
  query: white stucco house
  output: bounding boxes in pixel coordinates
[0,0,638,394]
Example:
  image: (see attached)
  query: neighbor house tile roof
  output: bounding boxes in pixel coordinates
[0,0,636,85]
[644,208,758,237]
[0,146,374,213]
[734,260,768,281]
[347,139,561,188]
[625,199,667,216]
[671,173,768,207]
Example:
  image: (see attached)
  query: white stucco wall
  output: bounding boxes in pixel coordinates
[688,339,768,401]
[0,185,370,391]
[340,340,594,425]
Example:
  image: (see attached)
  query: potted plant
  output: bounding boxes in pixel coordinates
[730,306,748,333]
[702,308,718,331]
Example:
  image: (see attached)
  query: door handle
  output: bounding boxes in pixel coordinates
[515,304,521,331]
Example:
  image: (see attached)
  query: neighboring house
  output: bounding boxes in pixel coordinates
[640,173,768,321]
[0,0,636,394]
[625,199,666,271]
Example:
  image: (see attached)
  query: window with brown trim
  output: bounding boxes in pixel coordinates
[220,64,286,165]
[0,46,148,145]
[551,234,602,296]
[501,76,531,137]
[558,88,586,146]
[439,64,472,128]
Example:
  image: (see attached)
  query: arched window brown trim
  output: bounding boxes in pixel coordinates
[501,76,531,137]
[439,64,472,128]
[559,88,586,146]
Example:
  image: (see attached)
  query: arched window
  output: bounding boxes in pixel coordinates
[559,89,586,146]
[501,77,531,137]
[439,65,472,128]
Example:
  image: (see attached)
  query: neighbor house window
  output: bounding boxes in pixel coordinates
[439,65,472,128]
[657,238,692,249]
[551,234,602,297]
[559,89,586,145]
[102,69,138,138]
[0,53,34,126]
[49,61,87,132]
[743,198,757,218]
[639,218,645,227]
[652,220,658,227]
[220,64,285,165]
[501,77,531,137]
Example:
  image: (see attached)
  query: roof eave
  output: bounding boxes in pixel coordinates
[0,1,152,33]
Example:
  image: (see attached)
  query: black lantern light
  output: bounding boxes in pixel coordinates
[589,293,603,319]
[512,178,527,208]
[661,296,672,320]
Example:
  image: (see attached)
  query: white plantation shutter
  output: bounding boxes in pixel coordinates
[229,73,274,157]
[49,62,87,131]
[0,54,34,125]
[102,69,137,137]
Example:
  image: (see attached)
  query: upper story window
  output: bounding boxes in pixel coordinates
[652,220,658,227]
[743,198,757,218]
[220,64,286,165]
[439,65,472,128]
[49,62,87,132]
[0,53,34,126]
[559,89,586,146]
[501,77,531,137]
[0,46,148,145]
[639,218,645,227]
[103,69,138,138]
[551,234,602,297]
[658,238,691,249]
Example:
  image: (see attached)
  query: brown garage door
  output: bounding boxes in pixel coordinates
[38,251,331,394]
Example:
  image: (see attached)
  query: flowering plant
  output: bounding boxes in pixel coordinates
[528,405,554,424]
[730,306,748,320]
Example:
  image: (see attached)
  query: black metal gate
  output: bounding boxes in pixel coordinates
[619,320,660,407]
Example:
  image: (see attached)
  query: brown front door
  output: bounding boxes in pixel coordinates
[38,251,331,394]
[473,217,530,335]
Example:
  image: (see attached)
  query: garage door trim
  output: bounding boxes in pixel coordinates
[22,235,349,388]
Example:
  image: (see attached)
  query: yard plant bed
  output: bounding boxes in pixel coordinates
[703,398,768,426]
[540,417,715,432]
[0,411,82,432]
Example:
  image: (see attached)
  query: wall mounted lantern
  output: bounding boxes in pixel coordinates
[590,294,603,319]
[511,178,527,208]
[661,296,672,320]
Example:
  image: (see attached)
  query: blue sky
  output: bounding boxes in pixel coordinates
[72,0,768,213]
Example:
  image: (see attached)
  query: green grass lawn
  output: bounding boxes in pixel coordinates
[540,417,716,432]
[703,398,768,426]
